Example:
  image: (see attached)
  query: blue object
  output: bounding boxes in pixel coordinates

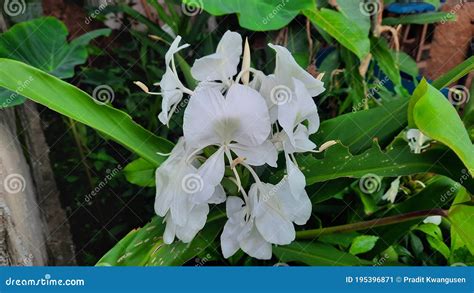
[0,266,473,292]
[386,3,436,14]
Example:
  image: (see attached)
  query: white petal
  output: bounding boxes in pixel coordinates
[255,184,295,245]
[230,141,278,167]
[277,179,312,225]
[163,215,176,244]
[293,78,320,134]
[208,184,226,204]
[423,216,442,226]
[176,204,209,243]
[269,43,325,97]
[239,222,273,260]
[224,84,271,146]
[221,220,242,258]
[191,31,242,81]
[198,147,225,186]
[226,196,245,219]
[286,153,306,199]
[183,87,226,149]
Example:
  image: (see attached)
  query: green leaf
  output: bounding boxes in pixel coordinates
[0,17,110,108]
[349,235,379,255]
[449,202,474,255]
[371,37,401,87]
[0,17,110,79]
[186,0,315,31]
[432,56,474,89]
[409,79,474,172]
[340,47,365,106]
[96,211,225,266]
[415,223,443,241]
[273,241,371,265]
[314,98,408,154]
[426,236,450,259]
[382,12,455,26]
[392,51,419,77]
[304,9,370,60]
[124,158,156,187]
[0,59,173,166]
[300,139,474,193]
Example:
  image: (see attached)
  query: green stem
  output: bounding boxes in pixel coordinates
[296,209,448,240]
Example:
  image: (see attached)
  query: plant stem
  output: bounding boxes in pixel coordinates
[296,209,448,240]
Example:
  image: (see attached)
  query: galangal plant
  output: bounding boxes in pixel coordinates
[0,24,473,266]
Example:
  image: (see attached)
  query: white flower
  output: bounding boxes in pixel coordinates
[382,176,401,203]
[221,179,311,260]
[154,138,224,244]
[423,216,442,225]
[407,129,431,154]
[183,84,278,186]
[221,195,272,260]
[135,36,193,126]
[157,36,192,125]
[269,44,325,97]
[191,30,242,83]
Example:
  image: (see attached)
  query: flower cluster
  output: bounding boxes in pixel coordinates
[137,31,325,259]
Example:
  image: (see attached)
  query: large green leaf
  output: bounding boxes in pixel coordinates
[183,0,315,31]
[432,56,474,89]
[300,139,474,193]
[0,17,110,107]
[0,59,173,166]
[449,200,474,255]
[315,86,408,155]
[273,241,371,265]
[304,9,370,60]
[0,17,110,79]
[96,211,225,266]
[409,79,474,172]
[382,12,455,26]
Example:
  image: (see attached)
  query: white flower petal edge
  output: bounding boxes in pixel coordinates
[158,36,190,125]
[191,30,242,83]
[269,43,325,97]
